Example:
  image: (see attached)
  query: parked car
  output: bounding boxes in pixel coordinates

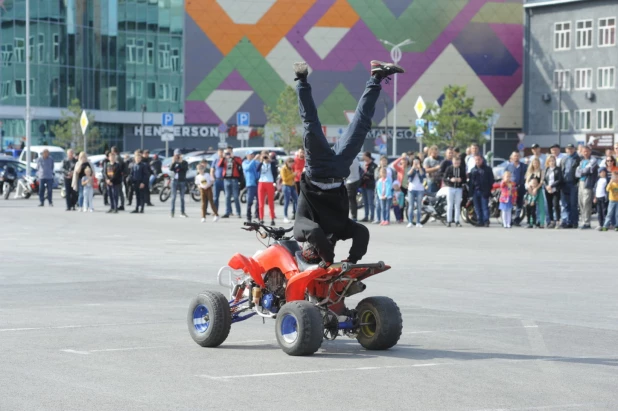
[18,145,66,171]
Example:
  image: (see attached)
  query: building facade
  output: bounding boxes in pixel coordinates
[524,0,616,149]
[0,0,183,150]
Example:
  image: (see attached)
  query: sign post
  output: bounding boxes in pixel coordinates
[414,97,426,154]
[236,112,250,147]
[488,112,500,157]
[161,113,174,157]
[80,110,89,153]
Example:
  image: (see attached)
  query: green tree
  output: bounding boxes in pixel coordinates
[420,85,492,149]
[264,86,302,151]
[50,99,101,153]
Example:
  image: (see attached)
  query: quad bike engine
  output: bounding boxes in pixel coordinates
[260,269,287,313]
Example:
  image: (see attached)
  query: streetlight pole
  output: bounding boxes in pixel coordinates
[557,83,562,147]
[25,0,31,177]
[140,104,146,149]
[380,38,413,156]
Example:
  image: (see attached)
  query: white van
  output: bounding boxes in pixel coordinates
[19,145,67,171]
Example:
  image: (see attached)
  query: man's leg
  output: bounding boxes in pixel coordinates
[482,196,490,225]
[117,184,125,208]
[179,182,186,214]
[64,179,72,210]
[233,179,241,216]
[246,185,256,221]
[560,186,570,225]
[339,219,370,263]
[582,188,593,226]
[473,192,482,225]
[46,179,53,204]
[38,178,45,205]
[294,217,336,264]
[170,180,177,214]
[223,179,232,216]
[570,183,579,227]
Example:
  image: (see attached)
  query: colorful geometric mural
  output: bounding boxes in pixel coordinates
[184,0,524,129]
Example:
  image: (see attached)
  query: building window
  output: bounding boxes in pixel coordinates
[171,48,180,72]
[552,111,570,132]
[147,42,154,65]
[158,83,171,101]
[38,34,45,62]
[597,109,614,130]
[576,20,593,48]
[14,38,25,62]
[147,82,156,99]
[1,81,10,100]
[126,38,136,63]
[553,69,570,90]
[52,34,59,62]
[574,68,592,90]
[158,43,170,69]
[598,17,616,47]
[136,39,145,64]
[1,44,12,66]
[598,67,616,89]
[14,79,35,97]
[172,86,180,103]
[573,110,592,131]
[554,22,571,51]
[127,80,143,98]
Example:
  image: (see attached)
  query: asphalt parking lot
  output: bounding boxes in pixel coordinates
[1,194,617,411]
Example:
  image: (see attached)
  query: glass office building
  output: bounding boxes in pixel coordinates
[0,0,183,150]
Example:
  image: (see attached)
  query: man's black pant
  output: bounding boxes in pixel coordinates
[133,183,145,212]
[144,179,152,205]
[346,180,361,220]
[126,179,134,205]
[64,178,77,209]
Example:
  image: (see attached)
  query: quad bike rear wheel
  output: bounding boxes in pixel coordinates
[275,301,323,356]
[356,297,402,350]
[187,290,231,347]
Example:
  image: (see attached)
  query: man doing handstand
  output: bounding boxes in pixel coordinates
[293,61,404,268]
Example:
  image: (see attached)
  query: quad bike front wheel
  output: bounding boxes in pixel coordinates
[187,290,232,347]
[356,297,402,350]
[275,301,323,356]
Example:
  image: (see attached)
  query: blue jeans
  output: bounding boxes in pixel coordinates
[560,182,579,226]
[107,184,118,210]
[213,178,224,211]
[171,180,186,214]
[380,198,391,222]
[297,77,381,179]
[149,174,156,190]
[38,178,53,205]
[283,185,298,218]
[78,184,84,208]
[362,187,375,220]
[604,201,618,228]
[408,190,424,223]
[224,178,241,216]
[245,185,258,220]
[473,191,489,225]
[427,181,439,194]
[375,192,382,222]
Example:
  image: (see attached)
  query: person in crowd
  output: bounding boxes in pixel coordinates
[560,144,581,228]
[603,155,616,171]
[141,150,154,206]
[600,168,618,231]
[62,149,78,211]
[465,143,480,173]
[407,157,425,228]
[124,153,134,206]
[280,157,298,223]
[376,167,392,226]
[505,151,528,226]
[81,166,94,213]
[150,153,162,191]
[524,177,543,228]
[195,164,218,223]
[423,145,441,193]
[549,143,565,166]
[36,148,55,207]
[242,152,260,222]
[256,150,278,226]
[110,147,126,210]
[345,157,362,222]
[101,150,111,206]
[543,155,563,229]
[438,147,454,178]
[169,149,189,218]
[374,156,393,224]
[218,147,243,218]
[293,148,305,194]
[443,155,466,227]
[529,143,546,169]
[499,170,517,228]
[130,152,149,214]
[360,151,377,222]
[525,157,545,227]
[392,153,411,195]
[615,142,618,159]
[392,181,405,223]
[211,148,225,212]
[72,152,95,210]
[469,154,495,227]
[594,167,608,230]
[575,145,598,229]
[104,152,122,214]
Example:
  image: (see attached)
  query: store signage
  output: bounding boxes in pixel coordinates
[133,125,220,138]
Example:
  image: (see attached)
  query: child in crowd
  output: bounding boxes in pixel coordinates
[392,181,405,223]
[524,177,544,228]
[600,168,618,232]
[279,157,298,224]
[407,157,426,228]
[195,164,218,223]
[499,170,517,228]
[376,167,392,226]
[373,156,393,224]
[594,167,608,230]
[81,167,94,212]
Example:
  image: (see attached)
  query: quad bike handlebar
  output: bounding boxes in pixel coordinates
[242,221,294,240]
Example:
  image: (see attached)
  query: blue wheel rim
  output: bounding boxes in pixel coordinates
[193,304,210,333]
[280,314,298,344]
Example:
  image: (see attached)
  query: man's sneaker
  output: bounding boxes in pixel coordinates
[201,218,205,223]
[447,222,452,228]
[580,224,591,229]
[221,214,230,219]
[406,223,413,228]
[181,213,188,218]
[271,220,276,226]
[283,217,291,224]
[118,206,125,211]
[370,60,405,79]
[597,226,607,231]
[293,62,308,81]
[213,216,220,222]
[456,222,462,227]
[373,220,380,224]
[416,223,423,228]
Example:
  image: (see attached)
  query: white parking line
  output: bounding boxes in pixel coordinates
[473,404,597,410]
[59,340,268,355]
[404,325,539,334]
[0,320,178,333]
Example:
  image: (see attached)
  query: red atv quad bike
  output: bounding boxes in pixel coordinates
[187,221,403,356]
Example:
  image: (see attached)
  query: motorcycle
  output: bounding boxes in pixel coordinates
[463,183,506,226]
[150,173,170,195]
[15,175,39,199]
[419,187,449,225]
[159,179,200,202]
[1,166,18,200]
[188,221,402,356]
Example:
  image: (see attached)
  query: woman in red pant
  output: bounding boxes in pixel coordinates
[257,151,279,226]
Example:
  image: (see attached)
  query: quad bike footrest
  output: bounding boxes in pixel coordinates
[340,261,385,273]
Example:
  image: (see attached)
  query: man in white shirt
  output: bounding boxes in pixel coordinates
[549,144,566,166]
[529,143,547,169]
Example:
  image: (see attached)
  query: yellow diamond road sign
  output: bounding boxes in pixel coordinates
[80,110,89,135]
[414,96,426,119]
